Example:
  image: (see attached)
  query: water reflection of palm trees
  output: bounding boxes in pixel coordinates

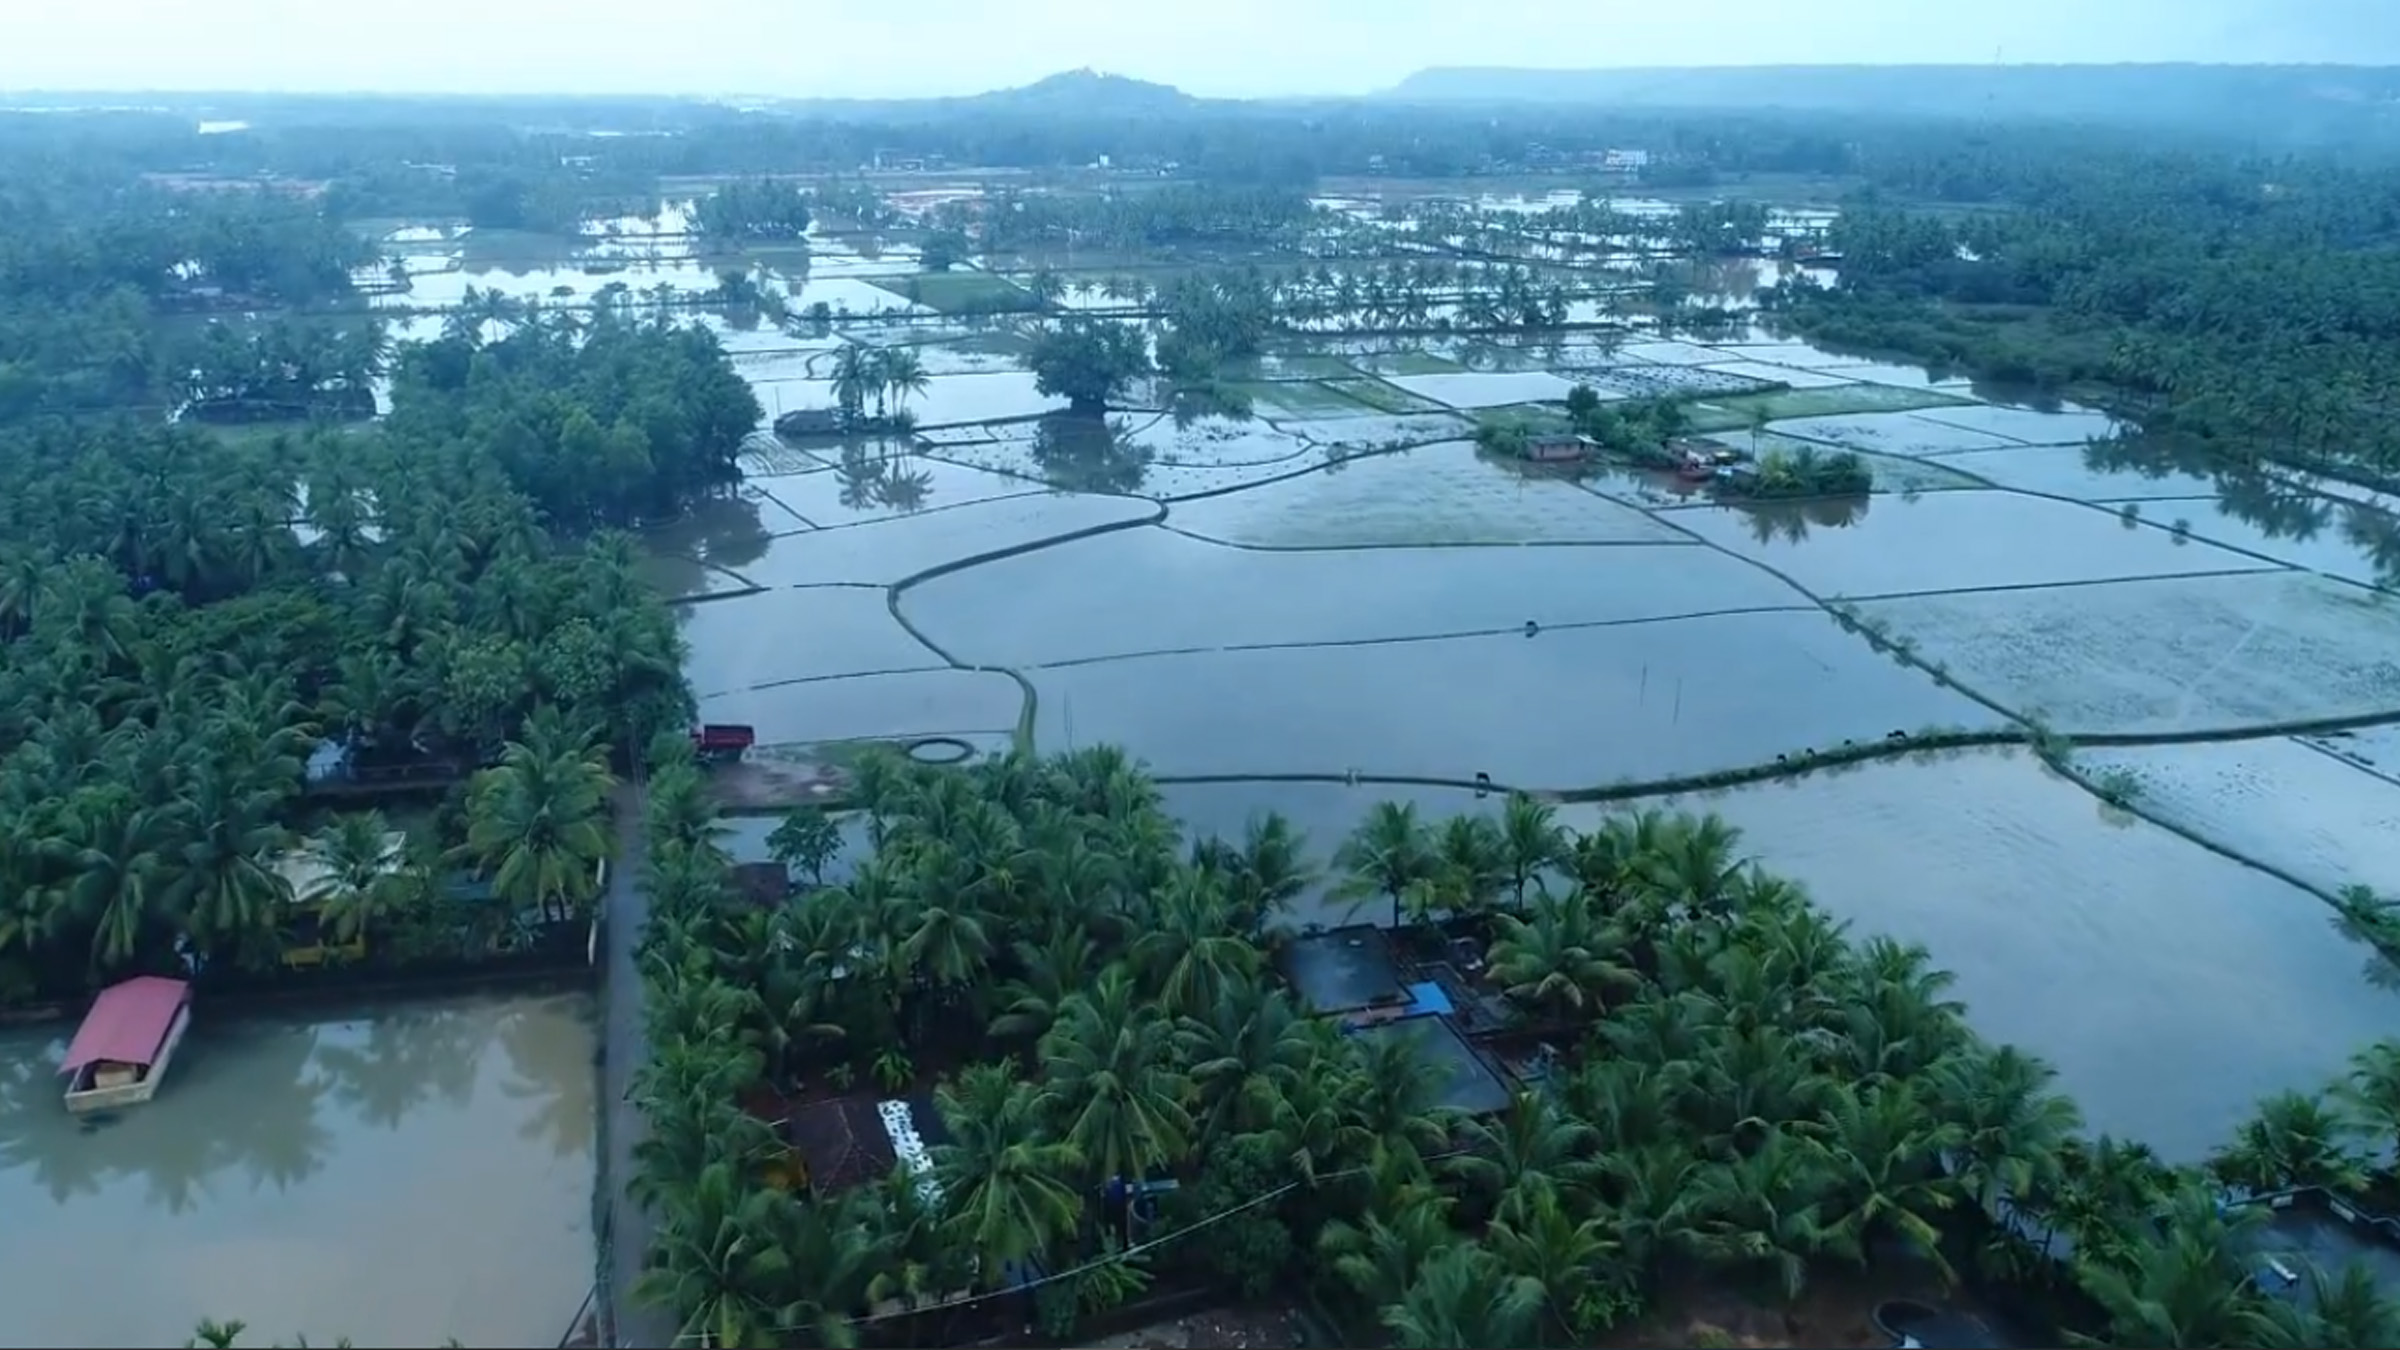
[497,996,599,1158]
[0,1018,337,1211]
[315,1005,492,1130]
[2084,433,2400,588]
[1734,493,1873,545]
[1029,411,1153,494]
[832,441,936,516]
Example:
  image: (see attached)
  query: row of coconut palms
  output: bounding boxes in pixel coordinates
[624,741,2400,1348]
[827,344,932,429]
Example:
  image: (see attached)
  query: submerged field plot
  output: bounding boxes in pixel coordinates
[899,528,1804,668]
[2079,738,2400,899]
[1024,611,1998,788]
[1850,570,2400,734]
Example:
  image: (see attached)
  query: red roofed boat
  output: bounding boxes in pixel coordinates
[60,976,192,1114]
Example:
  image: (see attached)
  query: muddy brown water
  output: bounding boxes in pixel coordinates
[0,991,596,1347]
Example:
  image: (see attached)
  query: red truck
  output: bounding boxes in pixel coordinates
[689,723,757,761]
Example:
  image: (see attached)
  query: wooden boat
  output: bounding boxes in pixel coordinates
[61,976,192,1114]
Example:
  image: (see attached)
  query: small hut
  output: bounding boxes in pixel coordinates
[1524,432,1594,463]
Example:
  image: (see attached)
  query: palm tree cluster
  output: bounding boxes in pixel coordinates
[827,345,931,430]
[393,303,764,527]
[174,315,388,422]
[0,328,701,999]
[623,744,2400,1349]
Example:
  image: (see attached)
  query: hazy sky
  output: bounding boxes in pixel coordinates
[5,0,2395,98]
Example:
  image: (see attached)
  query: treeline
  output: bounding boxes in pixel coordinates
[1769,138,2400,482]
[0,182,378,421]
[0,312,754,1001]
[386,309,761,527]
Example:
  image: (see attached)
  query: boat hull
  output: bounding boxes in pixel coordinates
[64,1003,189,1114]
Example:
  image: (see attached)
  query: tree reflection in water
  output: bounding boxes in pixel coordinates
[314,1003,494,1130]
[1030,411,1153,494]
[832,439,936,516]
[1733,492,1872,545]
[2084,432,2400,589]
[497,994,600,1157]
[0,1016,335,1211]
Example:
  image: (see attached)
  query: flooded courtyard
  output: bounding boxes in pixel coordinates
[0,991,596,1348]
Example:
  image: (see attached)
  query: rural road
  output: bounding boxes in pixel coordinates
[601,781,675,1350]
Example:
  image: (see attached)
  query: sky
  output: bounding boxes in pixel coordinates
[3,0,2396,98]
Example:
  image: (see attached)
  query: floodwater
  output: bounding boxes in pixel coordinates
[1853,570,2400,734]
[682,585,944,692]
[1384,370,1581,410]
[1027,611,1997,787]
[0,991,596,1348]
[899,527,1802,668]
[1666,490,2281,598]
[1577,749,2400,1160]
[2079,737,2400,899]
[1168,441,1687,548]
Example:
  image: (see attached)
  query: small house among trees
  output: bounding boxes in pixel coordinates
[1524,431,1594,463]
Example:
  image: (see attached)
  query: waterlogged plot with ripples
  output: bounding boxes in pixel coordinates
[1771,411,2020,458]
[1669,491,2279,598]
[2081,738,2400,898]
[1028,612,1996,786]
[683,586,943,691]
[1911,401,2122,446]
[1169,441,1688,548]
[1702,361,1860,390]
[731,493,1156,587]
[907,370,1066,426]
[1585,749,2400,1161]
[1852,571,2400,734]
[903,530,1800,667]
[698,668,1024,747]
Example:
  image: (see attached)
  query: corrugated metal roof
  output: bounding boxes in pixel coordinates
[59,976,190,1074]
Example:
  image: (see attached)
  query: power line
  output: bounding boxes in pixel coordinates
[670,1149,1468,1346]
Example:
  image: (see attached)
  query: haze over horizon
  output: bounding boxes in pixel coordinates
[5,0,2397,100]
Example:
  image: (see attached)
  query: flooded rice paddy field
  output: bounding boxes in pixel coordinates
[357,200,2400,1164]
[0,991,595,1347]
[637,289,2400,1161]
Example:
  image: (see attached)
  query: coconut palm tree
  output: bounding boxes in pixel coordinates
[1036,965,1193,1185]
[2208,1090,2369,1195]
[2075,1185,2274,1350]
[1381,1244,1546,1349]
[309,811,404,945]
[459,706,616,924]
[1335,800,1435,930]
[931,1061,1084,1279]
[1485,891,1638,1021]
[1495,793,1566,909]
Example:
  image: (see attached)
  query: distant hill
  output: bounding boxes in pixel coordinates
[772,69,1202,122]
[1382,63,2400,141]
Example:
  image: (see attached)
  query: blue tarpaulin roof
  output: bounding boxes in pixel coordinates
[1405,981,1454,1018]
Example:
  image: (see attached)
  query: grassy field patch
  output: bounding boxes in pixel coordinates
[866,270,1036,313]
[1684,383,1974,433]
[1230,380,1376,419]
